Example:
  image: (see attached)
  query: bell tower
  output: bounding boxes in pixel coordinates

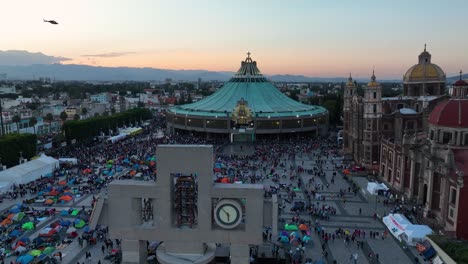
[362,70,382,169]
[343,73,356,153]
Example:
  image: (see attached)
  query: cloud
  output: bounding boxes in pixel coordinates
[0,50,71,65]
[81,52,135,58]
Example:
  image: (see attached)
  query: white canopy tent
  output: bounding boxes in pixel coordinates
[107,133,128,143]
[0,154,59,184]
[0,181,12,194]
[366,182,389,195]
[383,214,433,246]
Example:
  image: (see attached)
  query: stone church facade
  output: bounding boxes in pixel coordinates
[343,47,468,239]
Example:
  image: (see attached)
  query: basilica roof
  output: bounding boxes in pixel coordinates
[429,99,468,128]
[403,46,445,83]
[170,53,327,118]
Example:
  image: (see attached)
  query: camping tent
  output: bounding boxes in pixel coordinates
[0,154,59,184]
[366,182,389,195]
[383,214,433,246]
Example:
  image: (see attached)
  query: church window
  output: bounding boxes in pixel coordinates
[373,92,376,99]
[430,130,434,140]
[415,104,420,112]
[442,132,452,144]
[464,134,468,146]
[450,188,457,205]
[373,104,376,113]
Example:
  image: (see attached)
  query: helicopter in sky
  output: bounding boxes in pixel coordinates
[43,19,59,25]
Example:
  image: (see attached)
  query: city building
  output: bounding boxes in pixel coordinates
[0,85,16,94]
[90,93,111,103]
[167,53,329,142]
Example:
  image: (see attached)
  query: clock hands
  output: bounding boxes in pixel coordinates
[221,208,230,221]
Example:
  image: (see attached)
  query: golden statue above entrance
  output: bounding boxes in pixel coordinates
[231,98,253,125]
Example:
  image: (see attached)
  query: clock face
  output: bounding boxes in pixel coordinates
[214,199,242,229]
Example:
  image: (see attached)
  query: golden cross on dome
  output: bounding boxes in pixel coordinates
[247,51,251,58]
[460,70,463,80]
[424,43,426,51]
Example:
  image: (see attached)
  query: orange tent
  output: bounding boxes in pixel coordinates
[299,224,308,231]
[7,213,14,220]
[129,171,136,176]
[44,199,54,205]
[221,177,229,183]
[49,190,59,196]
[0,218,12,226]
[343,169,350,175]
[59,195,73,202]
[58,180,67,186]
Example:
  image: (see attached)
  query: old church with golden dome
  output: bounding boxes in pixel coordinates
[343,46,468,239]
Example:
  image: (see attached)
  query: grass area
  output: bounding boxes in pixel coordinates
[429,235,468,264]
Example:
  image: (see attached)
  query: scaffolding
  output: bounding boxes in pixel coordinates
[174,175,197,228]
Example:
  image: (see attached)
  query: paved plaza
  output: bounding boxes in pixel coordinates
[242,144,421,264]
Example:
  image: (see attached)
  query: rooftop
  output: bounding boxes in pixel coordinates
[170,53,327,118]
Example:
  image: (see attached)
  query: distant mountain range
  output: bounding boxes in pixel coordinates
[0,63,464,83]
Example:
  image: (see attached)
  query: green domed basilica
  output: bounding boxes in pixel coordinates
[167,53,328,142]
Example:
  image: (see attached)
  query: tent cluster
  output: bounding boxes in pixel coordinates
[14,244,56,264]
[119,155,157,180]
[278,223,312,246]
[33,185,76,206]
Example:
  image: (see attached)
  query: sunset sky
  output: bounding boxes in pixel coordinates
[1,0,467,79]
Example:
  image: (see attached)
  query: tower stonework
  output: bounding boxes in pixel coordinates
[362,71,382,169]
[343,74,356,154]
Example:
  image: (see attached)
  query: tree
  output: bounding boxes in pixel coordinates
[59,111,68,123]
[12,115,21,133]
[102,111,109,117]
[81,107,88,117]
[111,108,116,115]
[29,117,37,134]
[73,114,80,121]
[94,113,100,117]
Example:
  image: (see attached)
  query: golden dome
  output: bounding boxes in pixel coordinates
[403,63,445,83]
[403,45,445,83]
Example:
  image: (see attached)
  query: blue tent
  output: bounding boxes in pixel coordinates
[9,229,22,237]
[423,246,436,260]
[17,254,34,264]
[67,179,75,185]
[60,210,69,216]
[9,208,21,213]
[19,237,31,243]
[60,220,72,226]
[33,237,44,246]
